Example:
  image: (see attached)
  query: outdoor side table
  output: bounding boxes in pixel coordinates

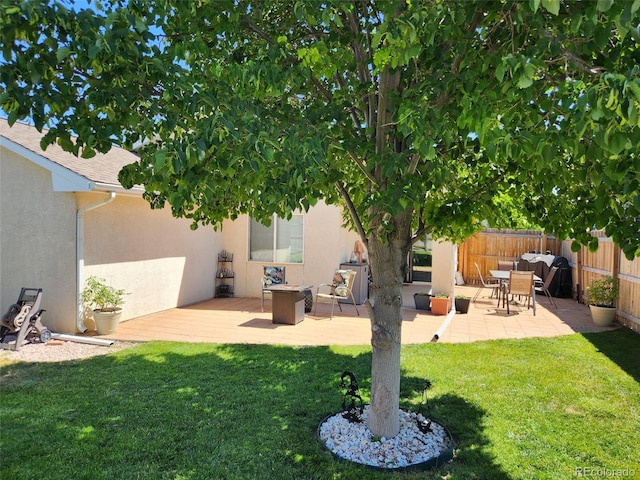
[267,285,313,325]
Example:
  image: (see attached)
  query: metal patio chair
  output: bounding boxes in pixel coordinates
[314,269,360,319]
[472,263,502,303]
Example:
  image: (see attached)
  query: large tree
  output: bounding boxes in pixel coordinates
[2,0,639,438]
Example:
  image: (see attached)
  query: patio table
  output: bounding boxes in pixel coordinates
[266,284,313,325]
[489,270,540,314]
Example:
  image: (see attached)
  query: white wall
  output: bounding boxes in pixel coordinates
[431,240,456,298]
[2,145,455,335]
[1,149,222,334]
[222,201,362,298]
[220,201,457,301]
[80,192,221,324]
[1,148,78,333]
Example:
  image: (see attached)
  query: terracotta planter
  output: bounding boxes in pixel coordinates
[589,305,616,327]
[430,297,450,315]
[414,294,431,311]
[93,309,122,335]
[455,297,470,314]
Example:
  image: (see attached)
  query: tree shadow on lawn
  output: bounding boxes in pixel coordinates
[1,342,508,480]
[400,377,511,479]
[582,329,640,383]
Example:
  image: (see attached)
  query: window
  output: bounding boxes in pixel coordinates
[250,215,304,263]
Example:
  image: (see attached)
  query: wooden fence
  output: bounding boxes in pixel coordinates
[457,229,639,332]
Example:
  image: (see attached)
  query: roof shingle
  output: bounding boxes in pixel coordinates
[0,118,140,187]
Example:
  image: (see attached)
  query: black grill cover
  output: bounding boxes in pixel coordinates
[518,254,572,298]
[550,256,572,298]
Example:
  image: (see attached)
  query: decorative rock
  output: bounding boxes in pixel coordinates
[318,406,453,470]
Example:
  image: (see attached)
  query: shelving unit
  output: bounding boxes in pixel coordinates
[215,250,234,297]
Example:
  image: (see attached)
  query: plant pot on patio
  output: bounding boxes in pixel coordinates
[589,305,617,327]
[586,276,618,327]
[455,296,470,314]
[81,276,126,335]
[92,309,123,335]
[413,293,431,311]
[430,295,450,315]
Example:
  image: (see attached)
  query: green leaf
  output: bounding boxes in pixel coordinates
[541,0,560,15]
[517,74,533,89]
[606,132,628,155]
[495,63,507,83]
[56,46,71,62]
[154,151,167,171]
[7,109,18,126]
[134,17,147,33]
[597,0,614,12]
[88,44,101,59]
[542,144,555,163]
[529,0,541,13]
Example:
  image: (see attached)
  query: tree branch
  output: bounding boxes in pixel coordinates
[346,5,375,129]
[336,181,368,244]
[406,154,420,175]
[242,16,335,103]
[539,29,604,76]
[348,151,377,185]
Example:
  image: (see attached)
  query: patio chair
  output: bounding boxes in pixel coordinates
[534,266,558,308]
[504,270,536,315]
[314,269,360,319]
[472,263,501,303]
[498,260,515,271]
[261,266,286,312]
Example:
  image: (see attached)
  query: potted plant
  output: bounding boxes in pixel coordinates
[430,294,450,315]
[81,276,126,334]
[454,295,471,314]
[413,292,431,311]
[586,275,618,327]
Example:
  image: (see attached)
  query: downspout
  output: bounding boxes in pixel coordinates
[76,192,116,332]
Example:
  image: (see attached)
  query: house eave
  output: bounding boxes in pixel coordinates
[93,182,145,196]
[1,136,93,191]
[1,135,144,195]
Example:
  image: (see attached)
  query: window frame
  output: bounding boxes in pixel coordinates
[248,214,304,264]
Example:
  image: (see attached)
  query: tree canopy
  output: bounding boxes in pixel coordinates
[1,0,639,437]
[2,0,639,256]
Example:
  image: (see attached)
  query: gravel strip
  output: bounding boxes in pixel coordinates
[0,339,138,363]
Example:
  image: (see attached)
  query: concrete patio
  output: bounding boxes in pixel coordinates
[97,283,617,346]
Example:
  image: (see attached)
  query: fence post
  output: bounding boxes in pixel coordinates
[576,247,583,303]
[612,245,621,307]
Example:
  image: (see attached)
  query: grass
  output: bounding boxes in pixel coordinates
[1,330,639,480]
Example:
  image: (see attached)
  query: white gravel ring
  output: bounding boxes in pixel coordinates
[318,405,454,470]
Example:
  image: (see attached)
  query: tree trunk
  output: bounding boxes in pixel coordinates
[365,215,412,438]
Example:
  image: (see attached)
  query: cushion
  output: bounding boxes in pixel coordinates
[331,269,351,297]
[263,266,285,287]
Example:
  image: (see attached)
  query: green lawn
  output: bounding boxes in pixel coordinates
[1,330,638,480]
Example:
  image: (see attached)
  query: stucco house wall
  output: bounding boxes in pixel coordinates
[3,119,455,335]
[1,119,221,334]
[222,201,362,298]
[1,146,78,333]
[80,191,221,327]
